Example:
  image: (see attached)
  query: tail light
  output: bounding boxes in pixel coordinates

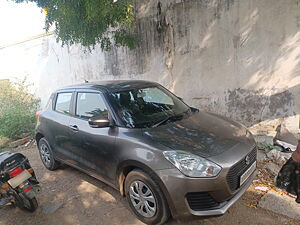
[35,110,42,117]
[23,186,33,193]
[9,167,24,178]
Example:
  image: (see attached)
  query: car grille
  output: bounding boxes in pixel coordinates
[226,147,257,191]
[186,192,220,211]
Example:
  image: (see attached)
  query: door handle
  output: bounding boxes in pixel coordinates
[69,125,79,132]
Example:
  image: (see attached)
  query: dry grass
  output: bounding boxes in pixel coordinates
[0,136,11,148]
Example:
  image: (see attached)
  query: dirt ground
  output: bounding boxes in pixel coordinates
[0,145,299,225]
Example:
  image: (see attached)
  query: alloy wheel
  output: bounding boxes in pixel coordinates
[129,180,157,218]
[40,143,51,167]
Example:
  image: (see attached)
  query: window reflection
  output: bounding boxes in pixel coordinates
[110,86,190,128]
[55,92,72,114]
[76,93,108,119]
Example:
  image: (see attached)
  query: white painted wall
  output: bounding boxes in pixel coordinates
[1,0,300,132]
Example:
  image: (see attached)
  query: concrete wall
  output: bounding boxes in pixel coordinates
[1,0,300,132]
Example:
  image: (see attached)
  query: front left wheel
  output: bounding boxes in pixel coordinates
[125,169,170,225]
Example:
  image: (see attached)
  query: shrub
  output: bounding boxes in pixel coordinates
[0,78,40,139]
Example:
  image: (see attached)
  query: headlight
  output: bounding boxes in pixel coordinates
[163,151,221,177]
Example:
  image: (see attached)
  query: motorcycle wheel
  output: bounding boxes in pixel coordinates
[14,194,38,212]
[21,196,38,212]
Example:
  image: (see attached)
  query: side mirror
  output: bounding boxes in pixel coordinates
[190,107,199,112]
[177,96,183,101]
[88,116,110,128]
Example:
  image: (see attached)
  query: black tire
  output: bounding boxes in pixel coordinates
[22,196,38,212]
[125,169,170,225]
[14,193,38,212]
[38,138,60,170]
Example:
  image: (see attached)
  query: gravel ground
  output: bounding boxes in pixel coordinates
[0,146,299,225]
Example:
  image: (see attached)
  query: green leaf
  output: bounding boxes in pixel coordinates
[11,0,136,50]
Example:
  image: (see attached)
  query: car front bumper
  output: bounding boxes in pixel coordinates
[155,165,256,218]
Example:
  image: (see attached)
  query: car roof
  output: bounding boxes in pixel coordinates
[56,80,159,93]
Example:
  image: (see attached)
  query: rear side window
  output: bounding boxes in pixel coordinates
[55,92,72,114]
[76,92,108,119]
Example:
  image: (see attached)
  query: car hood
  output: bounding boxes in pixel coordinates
[142,111,253,158]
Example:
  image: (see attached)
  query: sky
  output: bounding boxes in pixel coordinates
[0,1,45,46]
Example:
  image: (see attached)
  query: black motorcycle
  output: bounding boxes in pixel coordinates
[0,151,40,212]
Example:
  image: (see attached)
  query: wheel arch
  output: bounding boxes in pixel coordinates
[35,132,44,145]
[116,160,177,217]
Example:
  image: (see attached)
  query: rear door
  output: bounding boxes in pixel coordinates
[47,91,76,162]
[68,90,117,183]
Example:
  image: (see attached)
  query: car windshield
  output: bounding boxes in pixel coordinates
[110,86,191,128]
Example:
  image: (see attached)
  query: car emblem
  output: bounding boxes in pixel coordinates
[245,156,250,165]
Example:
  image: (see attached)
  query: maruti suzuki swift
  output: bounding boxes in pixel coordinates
[35,80,257,225]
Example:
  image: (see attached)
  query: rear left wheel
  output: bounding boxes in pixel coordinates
[38,138,60,171]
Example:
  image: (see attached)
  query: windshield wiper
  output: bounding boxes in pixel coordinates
[150,115,173,128]
[150,113,186,128]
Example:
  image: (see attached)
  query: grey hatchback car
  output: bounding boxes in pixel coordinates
[35,80,257,225]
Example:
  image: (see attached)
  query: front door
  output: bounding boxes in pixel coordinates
[68,91,116,183]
